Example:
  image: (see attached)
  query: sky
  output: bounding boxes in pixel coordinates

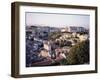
[26,12,90,29]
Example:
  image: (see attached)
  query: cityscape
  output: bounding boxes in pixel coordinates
[26,25,89,67]
[25,12,90,67]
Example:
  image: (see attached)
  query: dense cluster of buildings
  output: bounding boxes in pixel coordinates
[26,25,89,67]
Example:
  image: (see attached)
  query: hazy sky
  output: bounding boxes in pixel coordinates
[26,12,90,28]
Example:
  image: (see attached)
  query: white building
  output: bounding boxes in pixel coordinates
[78,34,89,41]
[61,28,68,32]
[42,41,52,57]
[68,26,86,33]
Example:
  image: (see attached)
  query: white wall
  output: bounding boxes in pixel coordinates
[0,0,100,80]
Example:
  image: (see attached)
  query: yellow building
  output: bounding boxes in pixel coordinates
[78,34,89,41]
[39,49,49,57]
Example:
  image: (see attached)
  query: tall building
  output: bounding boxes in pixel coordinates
[68,26,86,33]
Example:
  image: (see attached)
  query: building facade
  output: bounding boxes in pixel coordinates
[68,26,86,33]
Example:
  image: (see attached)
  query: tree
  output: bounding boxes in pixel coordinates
[49,31,61,40]
[66,40,89,65]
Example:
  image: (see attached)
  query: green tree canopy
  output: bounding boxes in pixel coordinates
[66,40,89,65]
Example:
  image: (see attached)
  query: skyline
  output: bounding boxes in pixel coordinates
[26,12,90,29]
